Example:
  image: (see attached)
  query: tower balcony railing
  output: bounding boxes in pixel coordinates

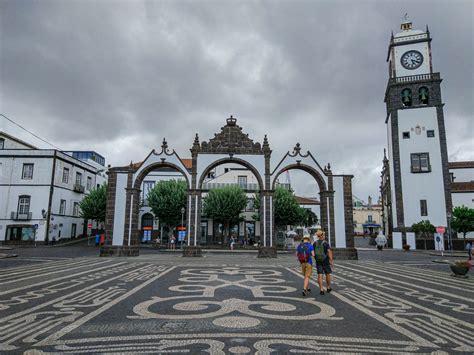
[11,211,32,220]
[389,72,440,85]
[202,182,259,191]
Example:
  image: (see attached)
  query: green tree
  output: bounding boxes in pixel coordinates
[79,184,107,223]
[411,220,435,250]
[451,206,474,244]
[274,187,302,227]
[147,180,187,238]
[79,184,107,237]
[298,207,318,227]
[203,186,247,245]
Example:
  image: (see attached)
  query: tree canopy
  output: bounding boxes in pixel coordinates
[147,180,187,229]
[253,188,318,228]
[79,183,107,223]
[451,206,474,242]
[203,186,247,243]
[274,187,302,227]
[411,220,436,236]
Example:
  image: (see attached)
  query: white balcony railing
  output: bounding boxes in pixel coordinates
[11,211,32,220]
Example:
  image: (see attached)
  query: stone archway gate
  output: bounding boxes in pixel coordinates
[101,117,357,259]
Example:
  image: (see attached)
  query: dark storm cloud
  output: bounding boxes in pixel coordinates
[1,0,472,200]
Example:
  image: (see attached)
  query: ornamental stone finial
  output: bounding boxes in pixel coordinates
[293,143,301,155]
[194,133,199,145]
[161,138,168,150]
[226,115,237,126]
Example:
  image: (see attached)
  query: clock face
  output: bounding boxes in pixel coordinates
[401,50,424,70]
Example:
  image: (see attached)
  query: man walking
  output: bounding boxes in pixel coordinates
[296,235,314,296]
[313,230,334,295]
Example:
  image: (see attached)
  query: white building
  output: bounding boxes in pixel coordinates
[449,161,474,239]
[0,131,106,244]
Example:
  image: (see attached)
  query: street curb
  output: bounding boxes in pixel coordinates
[0,253,18,258]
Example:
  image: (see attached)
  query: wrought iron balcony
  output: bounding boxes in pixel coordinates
[11,211,32,220]
[73,183,85,193]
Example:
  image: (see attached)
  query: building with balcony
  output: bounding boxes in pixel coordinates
[0,131,106,244]
[353,196,382,236]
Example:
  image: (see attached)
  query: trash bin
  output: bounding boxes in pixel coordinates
[95,234,100,245]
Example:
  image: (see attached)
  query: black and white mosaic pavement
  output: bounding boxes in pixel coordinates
[1,248,473,354]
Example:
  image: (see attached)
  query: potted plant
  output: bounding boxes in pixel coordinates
[450,260,470,276]
[402,244,411,251]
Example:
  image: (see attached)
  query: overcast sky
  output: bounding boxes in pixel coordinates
[1,0,473,201]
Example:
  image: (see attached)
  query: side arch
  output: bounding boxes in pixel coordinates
[133,162,191,191]
[271,163,327,192]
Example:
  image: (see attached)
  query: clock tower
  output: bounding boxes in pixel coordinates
[383,18,452,248]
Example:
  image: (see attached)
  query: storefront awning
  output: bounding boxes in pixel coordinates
[363,224,381,228]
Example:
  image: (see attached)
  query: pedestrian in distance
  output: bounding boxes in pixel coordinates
[170,235,176,250]
[313,230,334,295]
[230,237,235,251]
[466,241,472,261]
[296,234,315,296]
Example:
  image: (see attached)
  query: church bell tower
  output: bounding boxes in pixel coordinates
[384,17,452,247]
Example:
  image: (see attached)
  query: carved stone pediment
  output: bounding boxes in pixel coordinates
[199,116,265,155]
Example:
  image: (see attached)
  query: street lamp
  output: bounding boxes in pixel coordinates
[447,212,453,255]
[180,207,185,249]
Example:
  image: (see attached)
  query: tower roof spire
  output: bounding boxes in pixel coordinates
[401,13,412,31]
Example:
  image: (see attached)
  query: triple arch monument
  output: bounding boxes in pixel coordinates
[101,117,357,259]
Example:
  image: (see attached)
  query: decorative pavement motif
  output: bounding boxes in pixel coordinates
[0,258,473,354]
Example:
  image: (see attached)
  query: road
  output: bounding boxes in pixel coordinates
[0,244,473,354]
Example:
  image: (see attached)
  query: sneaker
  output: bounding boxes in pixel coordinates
[327,288,332,293]
[307,288,312,293]
[319,290,325,295]
[302,290,307,296]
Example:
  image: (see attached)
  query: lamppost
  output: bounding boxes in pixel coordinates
[447,212,453,255]
[181,207,185,249]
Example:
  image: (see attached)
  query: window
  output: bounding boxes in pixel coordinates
[22,163,34,179]
[368,215,373,222]
[0,138,4,149]
[71,223,77,238]
[402,132,410,139]
[87,176,92,190]
[427,130,435,138]
[18,195,31,214]
[59,200,66,215]
[411,153,431,173]
[418,87,429,105]
[62,167,69,183]
[401,88,412,107]
[142,181,155,205]
[420,200,428,216]
[238,176,247,189]
[246,198,255,212]
[75,172,82,186]
[73,202,80,217]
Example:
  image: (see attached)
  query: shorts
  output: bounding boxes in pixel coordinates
[315,259,332,274]
[301,262,313,277]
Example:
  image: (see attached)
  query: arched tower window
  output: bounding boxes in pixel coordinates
[419,86,429,105]
[401,88,412,107]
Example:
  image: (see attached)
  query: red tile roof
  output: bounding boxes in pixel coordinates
[295,196,320,205]
[449,161,474,169]
[451,182,474,193]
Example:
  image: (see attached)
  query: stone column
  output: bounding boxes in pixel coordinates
[104,170,117,246]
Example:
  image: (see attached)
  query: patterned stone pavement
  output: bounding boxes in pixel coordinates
[0,250,473,354]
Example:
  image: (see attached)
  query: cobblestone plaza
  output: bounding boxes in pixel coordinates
[1,245,473,354]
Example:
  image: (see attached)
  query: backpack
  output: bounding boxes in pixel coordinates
[314,241,327,263]
[297,243,310,264]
